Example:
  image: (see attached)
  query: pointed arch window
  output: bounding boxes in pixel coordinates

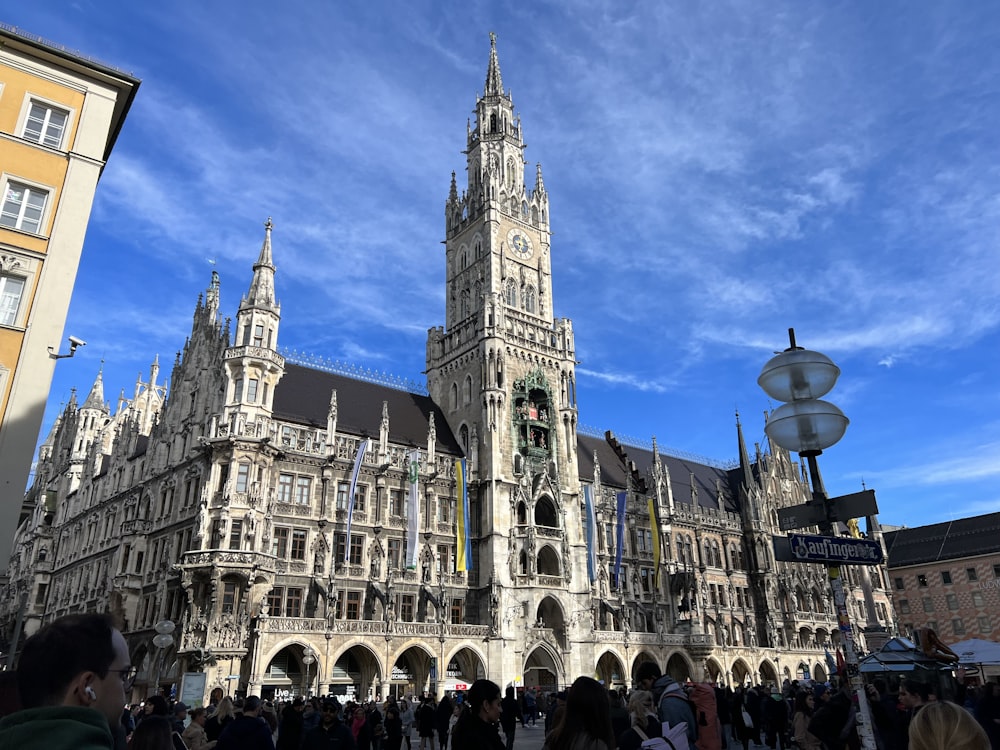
[463,375,473,405]
[504,279,517,307]
[449,383,458,411]
[460,290,470,319]
[459,424,469,453]
[460,249,468,269]
[521,200,529,219]
[524,285,536,313]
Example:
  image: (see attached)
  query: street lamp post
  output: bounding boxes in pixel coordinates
[302,647,316,698]
[758,329,876,750]
[152,619,176,698]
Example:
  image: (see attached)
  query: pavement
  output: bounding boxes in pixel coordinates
[503,723,771,750]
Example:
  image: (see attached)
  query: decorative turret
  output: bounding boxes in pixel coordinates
[223,219,285,428]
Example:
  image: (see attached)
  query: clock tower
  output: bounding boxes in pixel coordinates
[427,35,587,661]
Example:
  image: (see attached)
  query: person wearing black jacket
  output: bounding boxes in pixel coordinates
[277,698,305,750]
[303,699,358,750]
[499,687,521,750]
[762,692,790,750]
[217,696,276,750]
[450,681,503,750]
[436,696,454,750]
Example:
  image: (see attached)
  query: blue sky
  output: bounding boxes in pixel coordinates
[8,2,1000,529]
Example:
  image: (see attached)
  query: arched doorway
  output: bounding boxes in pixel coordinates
[538,545,561,576]
[797,662,811,681]
[631,651,659,682]
[328,644,382,701]
[262,645,315,700]
[813,664,827,683]
[704,658,724,685]
[595,651,627,689]
[758,659,779,689]
[665,652,693,682]
[524,645,561,690]
[391,645,434,699]
[443,646,487,693]
[731,658,752,686]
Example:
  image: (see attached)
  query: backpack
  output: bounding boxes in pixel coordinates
[665,684,720,750]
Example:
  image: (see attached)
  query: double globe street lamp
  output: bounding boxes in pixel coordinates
[758,328,875,750]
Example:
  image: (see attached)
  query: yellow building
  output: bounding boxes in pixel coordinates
[0,24,139,572]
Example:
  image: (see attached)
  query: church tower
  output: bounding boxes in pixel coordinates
[427,35,585,654]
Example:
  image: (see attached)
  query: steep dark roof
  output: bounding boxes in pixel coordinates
[884,512,1000,567]
[273,363,463,454]
[577,433,740,513]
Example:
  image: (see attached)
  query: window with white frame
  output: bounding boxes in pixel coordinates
[1,181,49,234]
[0,274,26,326]
[277,473,294,503]
[23,101,70,148]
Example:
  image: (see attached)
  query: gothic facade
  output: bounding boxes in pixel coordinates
[1,37,895,701]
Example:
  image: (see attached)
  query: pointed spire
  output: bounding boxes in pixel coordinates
[246,217,277,308]
[484,32,504,96]
[206,266,220,314]
[82,365,106,412]
[736,410,755,491]
[449,171,459,204]
[534,163,546,195]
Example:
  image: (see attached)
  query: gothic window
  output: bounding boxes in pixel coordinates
[535,495,558,527]
[524,285,536,313]
[450,383,458,411]
[252,324,265,347]
[516,501,527,524]
[459,424,469,453]
[510,196,518,215]
[474,239,482,258]
[519,550,528,574]
[463,375,472,404]
[460,290,470,319]
[490,113,497,132]
[531,206,539,226]
[460,249,468,269]
[507,158,516,189]
[504,279,518,307]
[537,545,560,576]
[521,200,529,219]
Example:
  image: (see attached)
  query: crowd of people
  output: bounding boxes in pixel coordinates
[1,614,998,750]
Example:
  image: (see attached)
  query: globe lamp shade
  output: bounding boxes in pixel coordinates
[764,399,849,455]
[758,349,841,402]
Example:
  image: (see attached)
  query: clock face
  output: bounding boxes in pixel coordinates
[507,228,533,260]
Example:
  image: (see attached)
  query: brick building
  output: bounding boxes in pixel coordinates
[885,513,1000,643]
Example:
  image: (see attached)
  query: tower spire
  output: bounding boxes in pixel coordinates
[736,410,755,492]
[484,32,504,96]
[245,217,277,308]
[82,365,107,411]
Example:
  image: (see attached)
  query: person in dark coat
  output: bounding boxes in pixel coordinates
[216,696,276,750]
[302,699,357,750]
[450,681,503,750]
[499,687,521,750]
[417,697,437,750]
[277,698,305,750]
[384,706,404,750]
[608,690,629,747]
[436,697,453,750]
[762,691,789,750]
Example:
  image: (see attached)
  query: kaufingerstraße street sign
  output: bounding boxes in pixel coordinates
[773,533,884,565]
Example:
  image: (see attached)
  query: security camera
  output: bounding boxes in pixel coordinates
[68,336,87,348]
[48,336,87,360]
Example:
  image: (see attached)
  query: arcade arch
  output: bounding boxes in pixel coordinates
[595,651,627,690]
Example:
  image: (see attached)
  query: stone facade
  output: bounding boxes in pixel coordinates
[0,36,896,701]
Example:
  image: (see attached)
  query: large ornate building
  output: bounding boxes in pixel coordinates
[1,37,895,701]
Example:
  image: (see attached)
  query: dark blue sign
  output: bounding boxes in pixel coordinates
[787,534,884,565]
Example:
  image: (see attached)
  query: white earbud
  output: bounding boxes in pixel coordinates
[85,686,97,700]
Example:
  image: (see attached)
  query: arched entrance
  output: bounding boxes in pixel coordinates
[813,664,827,683]
[704,658,724,685]
[328,644,382,701]
[391,645,434,699]
[443,646,487,692]
[797,662,811,681]
[262,644,319,700]
[595,651,627,689]
[524,645,561,690]
[731,658,752,686]
[758,660,779,689]
[665,652,693,682]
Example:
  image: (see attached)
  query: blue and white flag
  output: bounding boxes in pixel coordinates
[583,485,597,583]
[344,439,369,562]
[406,449,420,569]
[614,491,626,588]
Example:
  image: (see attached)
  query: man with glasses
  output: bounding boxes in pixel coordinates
[0,613,134,750]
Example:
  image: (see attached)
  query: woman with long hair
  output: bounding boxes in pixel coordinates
[130,716,176,750]
[616,690,661,750]
[450,679,504,750]
[205,697,235,742]
[790,691,822,750]
[543,677,615,750]
[910,700,989,750]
